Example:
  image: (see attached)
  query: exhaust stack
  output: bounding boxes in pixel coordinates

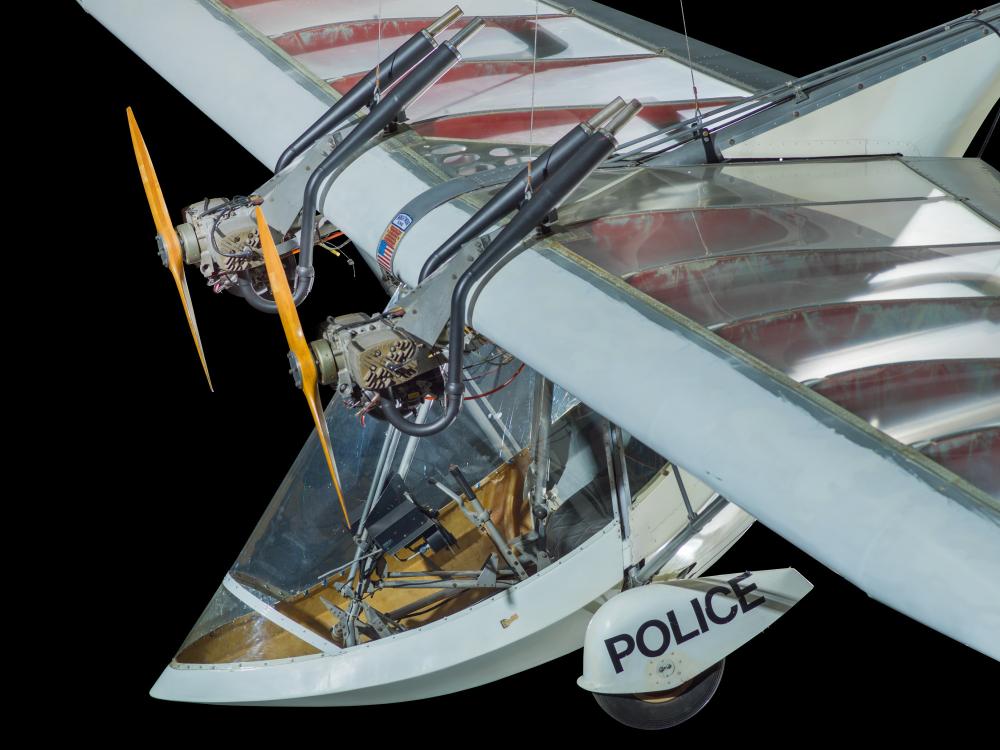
[273,5,464,173]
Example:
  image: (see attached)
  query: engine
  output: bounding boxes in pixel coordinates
[308,312,444,418]
[176,196,335,295]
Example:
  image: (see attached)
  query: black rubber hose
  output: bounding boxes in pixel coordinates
[381,130,618,436]
[381,381,464,437]
[236,269,312,311]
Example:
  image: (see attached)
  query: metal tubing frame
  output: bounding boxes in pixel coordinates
[608,6,1000,165]
[529,375,554,526]
[382,569,516,579]
[377,579,514,590]
[671,462,697,523]
[449,465,529,579]
[460,378,521,460]
[635,494,730,584]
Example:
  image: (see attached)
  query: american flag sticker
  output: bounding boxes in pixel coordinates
[377,212,412,273]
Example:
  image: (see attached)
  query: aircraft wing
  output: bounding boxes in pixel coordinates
[80,0,1000,659]
[79,0,786,166]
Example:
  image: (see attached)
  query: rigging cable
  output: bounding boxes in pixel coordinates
[525,0,541,199]
[949,14,1000,159]
[967,15,1000,160]
[678,0,703,125]
[979,103,998,159]
[374,0,384,103]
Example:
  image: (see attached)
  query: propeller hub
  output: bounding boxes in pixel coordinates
[154,234,169,268]
[287,350,303,389]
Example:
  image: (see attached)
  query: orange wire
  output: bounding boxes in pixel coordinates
[287,230,344,255]
[464,364,525,401]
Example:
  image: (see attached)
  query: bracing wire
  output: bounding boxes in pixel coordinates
[525,0,540,199]
[678,0,703,124]
[978,102,998,159]
[374,0,384,102]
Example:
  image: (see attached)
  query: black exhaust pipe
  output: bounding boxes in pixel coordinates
[273,6,463,174]
[418,97,628,283]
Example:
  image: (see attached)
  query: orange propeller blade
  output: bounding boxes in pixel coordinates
[127,107,213,392]
[255,206,350,527]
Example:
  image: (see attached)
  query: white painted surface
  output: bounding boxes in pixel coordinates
[723,33,1000,158]
[152,524,624,705]
[79,0,331,170]
[579,569,813,693]
[150,504,756,705]
[629,467,715,565]
[223,574,341,654]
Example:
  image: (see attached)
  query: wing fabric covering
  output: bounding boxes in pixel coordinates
[552,156,1000,498]
[220,0,750,151]
[451,154,1000,658]
[457,192,1000,658]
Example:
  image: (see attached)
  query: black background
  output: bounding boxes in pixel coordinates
[59,0,997,735]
